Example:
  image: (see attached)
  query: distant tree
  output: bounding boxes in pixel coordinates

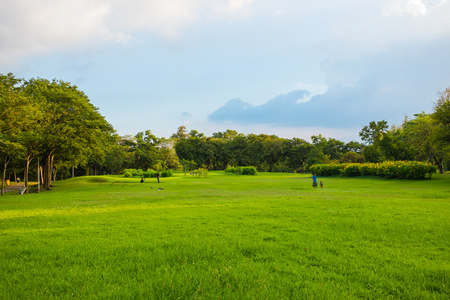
[362,145,383,163]
[283,138,312,172]
[359,120,389,144]
[104,141,130,175]
[261,135,285,172]
[339,152,364,163]
[323,138,346,161]
[171,126,189,140]
[344,141,365,153]
[432,88,450,172]
[189,130,204,138]
[377,129,414,161]
[306,135,328,169]
[134,130,160,170]
[158,138,180,170]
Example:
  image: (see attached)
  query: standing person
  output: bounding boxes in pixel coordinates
[312,173,317,188]
[156,171,160,183]
[16,177,20,185]
[320,181,323,188]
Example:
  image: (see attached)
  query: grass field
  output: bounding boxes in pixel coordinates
[1,172,449,299]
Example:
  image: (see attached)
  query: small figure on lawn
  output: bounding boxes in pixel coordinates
[312,173,317,188]
[140,178,145,183]
[320,181,323,188]
[157,171,160,183]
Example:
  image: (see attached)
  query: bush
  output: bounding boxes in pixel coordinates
[123,168,173,178]
[193,168,208,178]
[309,164,343,176]
[241,166,257,175]
[225,167,236,173]
[144,170,156,178]
[310,161,436,179]
[225,166,257,175]
[340,164,361,177]
[161,169,173,177]
[378,161,399,179]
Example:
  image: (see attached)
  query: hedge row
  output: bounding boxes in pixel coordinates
[309,161,437,179]
[123,169,173,178]
[225,166,258,175]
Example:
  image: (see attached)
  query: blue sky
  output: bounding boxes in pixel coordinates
[1,0,449,142]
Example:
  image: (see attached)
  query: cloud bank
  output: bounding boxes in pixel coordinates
[0,0,254,66]
[209,0,450,129]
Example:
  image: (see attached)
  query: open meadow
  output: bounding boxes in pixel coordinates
[1,172,449,299]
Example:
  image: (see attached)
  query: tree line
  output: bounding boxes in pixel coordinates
[1,72,449,194]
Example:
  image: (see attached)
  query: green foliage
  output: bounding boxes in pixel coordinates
[339,152,364,164]
[123,168,173,178]
[160,169,173,177]
[225,166,257,175]
[192,168,208,177]
[340,164,362,177]
[311,161,436,179]
[359,120,389,144]
[309,164,343,176]
[241,166,257,175]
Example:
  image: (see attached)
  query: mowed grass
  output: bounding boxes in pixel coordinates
[0,172,449,299]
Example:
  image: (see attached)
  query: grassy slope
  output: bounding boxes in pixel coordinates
[0,172,449,299]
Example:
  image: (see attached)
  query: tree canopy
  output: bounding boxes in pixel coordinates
[1,72,449,195]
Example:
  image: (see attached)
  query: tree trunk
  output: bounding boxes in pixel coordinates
[1,160,6,196]
[25,155,31,194]
[43,152,55,190]
[40,166,44,186]
[1,156,12,196]
[50,155,54,184]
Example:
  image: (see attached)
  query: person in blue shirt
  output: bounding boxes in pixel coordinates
[312,173,317,188]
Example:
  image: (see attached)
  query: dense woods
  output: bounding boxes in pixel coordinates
[1,73,449,194]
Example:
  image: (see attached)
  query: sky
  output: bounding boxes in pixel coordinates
[1,0,449,142]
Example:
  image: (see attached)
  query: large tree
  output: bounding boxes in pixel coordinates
[0,73,29,195]
[283,138,312,172]
[22,78,113,190]
[134,130,160,170]
[431,88,450,173]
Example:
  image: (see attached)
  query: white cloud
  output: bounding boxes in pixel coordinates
[0,0,255,67]
[382,0,427,16]
[209,0,450,131]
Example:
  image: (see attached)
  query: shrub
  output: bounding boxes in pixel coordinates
[309,164,342,176]
[225,167,236,173]
[132,169,144,177]
[123,168,173,178]
[310,161,436,179]
[161,169,173,177]
[378,161,399,179]
[340,164,361,177]
[144,170,156,178]
[225,166,257,175]
[193,168,208,178]
[241,166,257,175]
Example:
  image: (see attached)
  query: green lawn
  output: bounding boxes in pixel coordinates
[1,172,449,299]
